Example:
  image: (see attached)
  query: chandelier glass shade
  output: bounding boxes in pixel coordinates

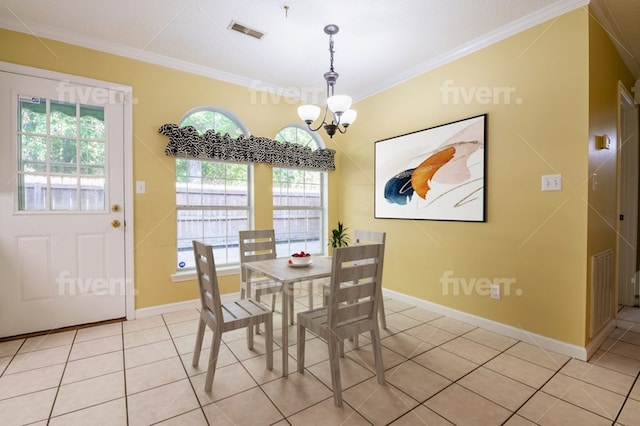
[297,24,357,138]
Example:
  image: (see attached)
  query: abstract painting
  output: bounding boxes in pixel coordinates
[375,114,486,222]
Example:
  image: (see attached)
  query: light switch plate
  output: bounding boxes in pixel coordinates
[541,174,562,191]
[136,180,146,194]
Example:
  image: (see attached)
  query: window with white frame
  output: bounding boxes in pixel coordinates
[175,107,250,271]
[273,125,327,257]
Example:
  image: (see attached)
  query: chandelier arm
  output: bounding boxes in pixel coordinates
[305,105,331,132]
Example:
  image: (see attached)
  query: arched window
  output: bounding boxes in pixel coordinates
[175,107,251,270]
[273,125,327,256]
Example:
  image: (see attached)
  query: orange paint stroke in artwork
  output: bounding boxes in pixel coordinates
[431,140,482,184]
[410,146,455,199]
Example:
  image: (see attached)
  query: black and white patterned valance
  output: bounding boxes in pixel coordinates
[159,124,335,171]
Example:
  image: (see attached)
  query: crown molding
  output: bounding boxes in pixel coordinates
[353,0,589,101]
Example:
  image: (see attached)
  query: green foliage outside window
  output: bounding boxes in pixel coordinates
[19,100,105,175]
[176,110,246,182]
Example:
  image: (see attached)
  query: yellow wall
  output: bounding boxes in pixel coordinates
[340,7,591,346]
[0,28,340,308]
[586,11,635,340]
[1,5,632,348]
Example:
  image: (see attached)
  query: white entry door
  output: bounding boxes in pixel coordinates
[0,70,128,337]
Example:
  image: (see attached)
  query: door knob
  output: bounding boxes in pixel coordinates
[111,204,121,212]
[111,219,121,228]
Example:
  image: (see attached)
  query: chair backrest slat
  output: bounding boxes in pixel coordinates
[334,263,378,285]
[354,230,386,245]
[335,280,376,304]
[336,300,374,323]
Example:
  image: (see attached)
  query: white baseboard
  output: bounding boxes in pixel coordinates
[134,293,241,319]
[586,319,616,360]
[383,288,589,361]
[135,299,200,318]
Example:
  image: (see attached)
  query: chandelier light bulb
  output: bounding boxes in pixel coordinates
[327,95,352,115]
[297,104,321,123]
[340,109,357,126]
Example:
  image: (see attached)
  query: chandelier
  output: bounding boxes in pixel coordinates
[297,24,357,138]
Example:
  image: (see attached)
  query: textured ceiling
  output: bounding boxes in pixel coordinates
[1,0,637,102]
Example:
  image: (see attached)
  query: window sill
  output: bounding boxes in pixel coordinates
[170,265,240,283]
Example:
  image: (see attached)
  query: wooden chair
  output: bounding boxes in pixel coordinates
[323,230,388,348]
[192,240,273,392]
[297,243,386,406]
[239,229,283,313]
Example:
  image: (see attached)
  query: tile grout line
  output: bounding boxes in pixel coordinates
[120,321,130,426]
[612,369,640,424]
[406,332,520,422]
[162,310,212,426]
[45,328,78,424]
[499,356,572,425]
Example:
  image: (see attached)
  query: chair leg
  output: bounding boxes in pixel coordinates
[204,331,222,392]
[289,290,295,326]
[265,316,273,371]
[370,327,386,385]
[379,298,387,329]
[297,324,306,373]
[328,335,343,407]
[255,291,262,336]
[192,319,206,367]
[247,318,254,350]
[270,293,276,312]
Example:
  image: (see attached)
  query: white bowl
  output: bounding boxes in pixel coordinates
[289,255,312,266]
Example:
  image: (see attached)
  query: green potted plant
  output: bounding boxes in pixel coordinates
[329,221,351,248]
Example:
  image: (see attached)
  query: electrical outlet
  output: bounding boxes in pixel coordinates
[490,284,500,300]
[541,174,562,191]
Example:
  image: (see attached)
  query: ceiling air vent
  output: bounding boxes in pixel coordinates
[228,21,265,40]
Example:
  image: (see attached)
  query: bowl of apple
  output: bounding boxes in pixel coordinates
[288,251,312,267]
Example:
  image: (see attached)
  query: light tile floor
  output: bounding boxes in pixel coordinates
[1,291,639,425]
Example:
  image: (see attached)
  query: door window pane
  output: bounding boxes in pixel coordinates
[18,174,47,211]
[16,96,106,212]
[50,176,78,211]
[50,100,78,137]
[79,105,105,139]
[19,97,47,133]
[19,135,47,172]
[80,177,105,211]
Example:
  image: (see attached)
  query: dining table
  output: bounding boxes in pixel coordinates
[242,255,333,376]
